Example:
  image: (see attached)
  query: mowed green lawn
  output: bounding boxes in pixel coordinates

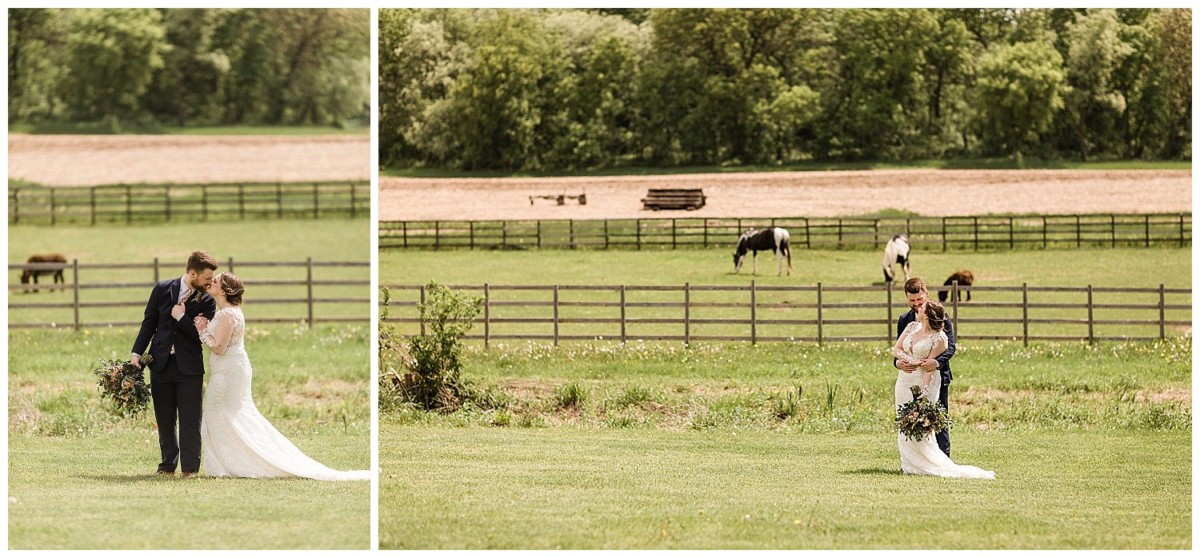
[379,244,1190,549]
[9,218,371,549]
[380,426,1188,549]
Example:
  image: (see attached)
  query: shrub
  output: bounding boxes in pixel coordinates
[379,281,483,412]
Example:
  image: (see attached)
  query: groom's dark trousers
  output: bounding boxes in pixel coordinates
[132,278,215,474]
[896,310,956,457]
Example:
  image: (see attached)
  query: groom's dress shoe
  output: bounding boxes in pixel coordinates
[155,470,175,477]
[181,472,199,479]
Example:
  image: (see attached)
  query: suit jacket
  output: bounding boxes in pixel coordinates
[132,278,217,376]
[895,310,955,385]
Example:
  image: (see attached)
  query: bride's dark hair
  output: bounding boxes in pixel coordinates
[924,301,946,331]
[218,272,245,306]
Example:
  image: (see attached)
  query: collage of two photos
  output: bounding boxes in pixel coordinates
[8,6,1196,551]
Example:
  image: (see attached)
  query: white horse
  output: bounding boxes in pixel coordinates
[882,234,911,283]
[733,227,792,276]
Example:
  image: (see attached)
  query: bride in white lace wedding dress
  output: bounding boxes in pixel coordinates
[891,301,994,479]
[194,272,370,481]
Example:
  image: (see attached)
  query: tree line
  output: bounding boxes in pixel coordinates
[8,8,369,129]
[379,8,1191,171]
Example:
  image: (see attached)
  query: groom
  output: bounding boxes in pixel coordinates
[895,277,956,457]
[131,250,218,477]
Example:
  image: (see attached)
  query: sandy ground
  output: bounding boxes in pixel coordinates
[380,169,1192,220]
[8,134,370,186]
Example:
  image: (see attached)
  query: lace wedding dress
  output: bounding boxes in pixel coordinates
[199,306,369,480]
[894,322,995,479]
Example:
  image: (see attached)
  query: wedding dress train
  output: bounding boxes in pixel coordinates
[200,306,369,480]
[894,322,994,479]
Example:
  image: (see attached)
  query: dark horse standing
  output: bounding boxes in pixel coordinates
[20,253,67,293]
[733,227,792,276]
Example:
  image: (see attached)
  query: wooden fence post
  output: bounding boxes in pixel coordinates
[238,183,245,220]
[312,182,320,218]
[276,183,283,219]
[1008,216,1014,249]
[1180,214,1185,247]
[1158,284,1166,339]
[202,185,209,222]
[671,218,677,249]
[684,282,691,346]
[553,285,560,347]
[50,189,56,226]
[350,182,357,219]
[1022,282,1029,346]
[165,186,172,221]
[125,185,133,224]
[484,283,491,349]
[470,221,476,249]
[1086,284,1094,344]
[816,281,823,346]
[620,285,627,344]
[1075,215,1081,247]
[941,217,947,252]
[636,219,642,251]
[11,187,19,224]
[750,280,757,345]
[951,281,959,336]
[419,284,427,336]
[1042,216,1048,248]
[536,221,541,249]
[227,257,235,274]
[972,216,979,251]
[1144,214,1150,247]
[1110,214,1116,247]
[886,282,893,339]
[73,259,81,331]
[306,257,314,328]
[153,257,160,283]
[90,188,97,225]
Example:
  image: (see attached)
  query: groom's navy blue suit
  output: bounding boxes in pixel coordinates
[132,278,216,474]
[896,311,955,457]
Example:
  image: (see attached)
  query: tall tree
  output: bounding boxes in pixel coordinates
[1062,9,1135,161]
[974,40,1068,159]
[60,9,167,126]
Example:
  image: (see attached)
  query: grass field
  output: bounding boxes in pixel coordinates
[9,219,369,326]
[8,217,371,549]
[8,325,371,549]
[379,244,1190,549]
[380,426,1189,549]
[382,157,1191,178]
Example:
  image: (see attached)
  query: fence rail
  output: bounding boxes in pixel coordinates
[9,258,370,329]
[379,212,1191,251]
[380,282,1191,346]
[9,181,370,225]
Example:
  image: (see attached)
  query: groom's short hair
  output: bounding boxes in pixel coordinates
[186,251,219,273]
[904,277,926,294]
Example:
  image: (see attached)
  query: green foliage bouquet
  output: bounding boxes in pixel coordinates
[895,385,951,442]
[93,355,152,416]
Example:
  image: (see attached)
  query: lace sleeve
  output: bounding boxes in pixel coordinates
[199,312,218,348]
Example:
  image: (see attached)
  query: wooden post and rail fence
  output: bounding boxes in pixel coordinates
[9,181,370,225]
[381,282,1190,347]
[379,212,1191,251]
[9,258,370,330]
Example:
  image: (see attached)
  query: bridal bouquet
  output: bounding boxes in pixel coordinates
[896,385,951,442]
[93,355,152,416]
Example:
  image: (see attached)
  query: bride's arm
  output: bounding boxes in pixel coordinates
[920,336,948,374]
[199,311,235,356]
[890,322,918,364]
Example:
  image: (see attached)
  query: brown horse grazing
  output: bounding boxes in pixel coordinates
[938,270,975,302]
[20,253,67,293]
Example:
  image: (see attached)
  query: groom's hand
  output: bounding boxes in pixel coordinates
[172,300,187,320]
[130,353,141,368]
[898,360,918,373]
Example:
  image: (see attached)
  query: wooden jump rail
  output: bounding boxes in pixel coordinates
[529,193,587,206]
[380,282,1191,347]
[641,188,706,210]
[9,258,370,330]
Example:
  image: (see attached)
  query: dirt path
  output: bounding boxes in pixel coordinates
[381,169,1192,220]
[8,134,370,186]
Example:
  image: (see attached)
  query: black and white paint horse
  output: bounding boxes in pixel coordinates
[733,227,792,276]
[881,234,911,283]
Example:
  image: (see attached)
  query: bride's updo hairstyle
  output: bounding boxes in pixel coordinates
[218,272,245,306]
[924,301,947,331]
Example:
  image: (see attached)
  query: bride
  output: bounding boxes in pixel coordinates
[890,300,994,479]
[193,272,369,481]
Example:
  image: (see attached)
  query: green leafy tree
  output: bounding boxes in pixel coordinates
[60,8,167,127]
[1062,9,1135,161]
[975,40,1068,159]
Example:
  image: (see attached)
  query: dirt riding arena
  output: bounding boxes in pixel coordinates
[8,135,370,187]
[381,169,1192,220]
